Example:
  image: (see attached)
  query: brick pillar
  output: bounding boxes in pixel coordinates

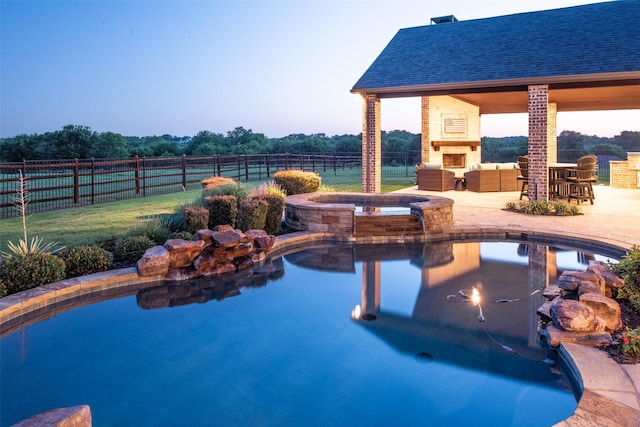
[421,96,430,164]
[528,85,550,200]
[362,94,381,193]
[547,102,558,164]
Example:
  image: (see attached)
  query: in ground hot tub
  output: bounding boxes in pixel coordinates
[284,192,454,235]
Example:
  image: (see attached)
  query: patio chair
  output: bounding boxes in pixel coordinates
[517,156,529,200]
[417,168,455,191]
[566,155,598,204]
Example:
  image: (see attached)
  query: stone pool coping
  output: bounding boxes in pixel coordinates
[1,228,638,427]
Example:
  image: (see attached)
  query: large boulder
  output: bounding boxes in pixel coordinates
[164,239,206,269]
[556,270,604,293]
[579,293,623,332]
[587,260,625,289]
[212,230,243,248]
[253,235,276,253]
[550,299,606,332]
[137,245,170,276]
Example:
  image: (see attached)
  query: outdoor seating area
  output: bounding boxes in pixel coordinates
[549,155,599,204]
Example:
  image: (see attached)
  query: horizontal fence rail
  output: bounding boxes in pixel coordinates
[0,154,363,218]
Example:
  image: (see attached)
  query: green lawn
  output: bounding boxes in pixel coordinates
[0,173,413,251]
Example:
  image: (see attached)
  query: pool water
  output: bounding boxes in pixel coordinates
[1,241,612,426]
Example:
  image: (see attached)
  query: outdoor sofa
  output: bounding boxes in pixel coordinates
[464,163,518,192]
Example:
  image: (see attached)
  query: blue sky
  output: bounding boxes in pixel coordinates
[1,0,638,139]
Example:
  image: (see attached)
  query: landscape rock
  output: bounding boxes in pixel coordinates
[254,235,276,252]
[543,284,564,300]
[213,224,235,232]
[587,260,625,289]
[579,292,623,332]
[542,324,612,347]
[136,245,170,276]
[577,280,605,296]
[194,229,215,246]
[137,227,277,281]
[550,299,606,332]
[164,239,206,268]
[557,270,603,291]
[212,230,243,248]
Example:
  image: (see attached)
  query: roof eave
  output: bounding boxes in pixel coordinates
[350,71,640,98]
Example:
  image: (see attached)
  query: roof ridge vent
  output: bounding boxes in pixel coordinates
[431,15,458,25]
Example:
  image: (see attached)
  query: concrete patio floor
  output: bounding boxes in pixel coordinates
[395,184,640,251]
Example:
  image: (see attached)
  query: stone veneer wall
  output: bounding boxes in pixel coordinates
[284,192,454,235]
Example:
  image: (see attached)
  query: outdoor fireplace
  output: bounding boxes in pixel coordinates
[443,153,466,169]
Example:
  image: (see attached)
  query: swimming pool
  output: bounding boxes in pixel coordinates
[1,240,612,426]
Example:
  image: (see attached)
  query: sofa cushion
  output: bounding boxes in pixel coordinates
[423,162,443,170]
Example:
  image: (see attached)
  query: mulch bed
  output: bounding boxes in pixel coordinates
[605,299,640,364]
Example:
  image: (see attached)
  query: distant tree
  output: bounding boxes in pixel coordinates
[332,134,361,154]
[613,131,640,152]
[184,130,226,155]
[90,132,130,159]
[53,125,94,159]
[226,127,269,154]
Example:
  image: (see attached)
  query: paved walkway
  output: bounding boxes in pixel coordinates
[396,184,640,425]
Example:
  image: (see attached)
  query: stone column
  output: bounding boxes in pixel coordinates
[528,85,550,200]
[421,96,430,164]
[362,94,381,193]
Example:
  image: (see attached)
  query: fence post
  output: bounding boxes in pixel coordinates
[300,153,304,171]
[142,156,146,197]
[244,153,249,180]
[134,156,141,195]
[265,153,271,177]
[216,155,221,176]
[73,158,80,204]
[181,154,187,190]
[91,158,95,204]
[333,155,337,175]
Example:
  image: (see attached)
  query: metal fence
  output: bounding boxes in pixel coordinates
[0,154,362,218]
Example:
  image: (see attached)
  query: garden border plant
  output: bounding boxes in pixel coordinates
[504,199,582,216]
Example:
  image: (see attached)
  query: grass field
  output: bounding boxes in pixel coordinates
[0,173,414,251]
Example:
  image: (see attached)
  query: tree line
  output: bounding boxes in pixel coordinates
[1,124,638,164]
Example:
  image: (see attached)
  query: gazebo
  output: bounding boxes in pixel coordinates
[351,1,640,199]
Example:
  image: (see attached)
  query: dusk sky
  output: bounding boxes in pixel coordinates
[1,0,638,139]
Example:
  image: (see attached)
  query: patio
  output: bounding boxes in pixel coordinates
[394,184,640,251]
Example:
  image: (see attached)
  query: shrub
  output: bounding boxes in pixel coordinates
[183,204,209,233]
[205,195,238,229]
[504,200,582,216]
[113,236,155,263]
[253,194,284,235]
[62,245,113,277]
[200,176,236,190]
[237,197,269,231]
[125,217,169,245]
[198,183,249,205]
[612,244,640,311]
[273,170,321,195]
[168,231,194,240]
[0,253,66,295]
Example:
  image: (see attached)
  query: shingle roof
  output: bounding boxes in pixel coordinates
[352,1,640,93]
